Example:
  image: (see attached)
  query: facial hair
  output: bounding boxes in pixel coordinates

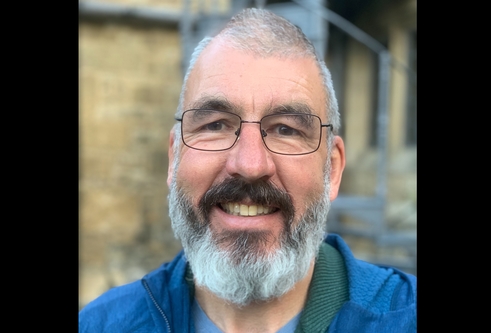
[168,165,331,306]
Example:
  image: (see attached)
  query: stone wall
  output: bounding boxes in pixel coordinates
[79,17,183,308]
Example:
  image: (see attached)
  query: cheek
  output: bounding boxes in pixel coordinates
[175,150,228,204]
[278,157,326,210]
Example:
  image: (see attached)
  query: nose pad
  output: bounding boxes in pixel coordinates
[235,128,240,136]
[261,129,267,137]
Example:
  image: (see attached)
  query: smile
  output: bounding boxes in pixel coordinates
[219,202,278,216]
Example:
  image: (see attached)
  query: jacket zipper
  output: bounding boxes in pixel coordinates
[143,280,172,333]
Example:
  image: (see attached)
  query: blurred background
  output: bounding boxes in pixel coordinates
[79,0,416,309]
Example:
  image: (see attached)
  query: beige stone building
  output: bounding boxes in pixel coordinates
[79,0,416,309]
[325,0,416,276]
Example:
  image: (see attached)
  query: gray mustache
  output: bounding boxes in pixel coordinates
[199,177,295,222]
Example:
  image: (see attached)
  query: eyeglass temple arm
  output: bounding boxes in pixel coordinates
[321,124,333,131]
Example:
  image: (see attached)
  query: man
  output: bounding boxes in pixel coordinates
[79,8,416,333]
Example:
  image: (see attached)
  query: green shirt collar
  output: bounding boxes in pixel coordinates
[295,242,350,333]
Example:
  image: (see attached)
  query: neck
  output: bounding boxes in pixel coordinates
[194,259,315,333]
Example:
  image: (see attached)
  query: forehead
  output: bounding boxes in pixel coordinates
[184,39,327,120]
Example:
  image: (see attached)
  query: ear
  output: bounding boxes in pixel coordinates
[328,135,346,201]
[167,128,176,187]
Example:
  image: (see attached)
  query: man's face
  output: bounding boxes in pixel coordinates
[170,39,331,253]
[167,38,345,305]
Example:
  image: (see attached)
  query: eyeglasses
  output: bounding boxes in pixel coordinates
[176,109,333,155]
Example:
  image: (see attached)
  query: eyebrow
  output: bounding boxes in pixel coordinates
[269,102,314,115]
[188,97,315,117]
[189,96,240,113]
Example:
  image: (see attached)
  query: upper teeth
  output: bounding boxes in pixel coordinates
[222,203,272,216]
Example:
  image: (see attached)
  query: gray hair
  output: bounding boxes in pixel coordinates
[173,8,340,159]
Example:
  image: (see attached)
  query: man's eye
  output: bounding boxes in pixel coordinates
[205,121,225,131]
[276,125,299,136]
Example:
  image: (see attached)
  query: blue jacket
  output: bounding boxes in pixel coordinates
[79,234,416,332]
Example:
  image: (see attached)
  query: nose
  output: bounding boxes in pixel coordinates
[225,122,276,181]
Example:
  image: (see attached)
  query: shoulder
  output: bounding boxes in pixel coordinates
[79,279,152,333]
[324,234,416,332]
[79,251,189,333]
[325,233,416,310]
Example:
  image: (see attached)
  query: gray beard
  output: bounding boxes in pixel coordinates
[168,170,331,306]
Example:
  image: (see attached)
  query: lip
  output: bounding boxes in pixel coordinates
[209,205,284,231]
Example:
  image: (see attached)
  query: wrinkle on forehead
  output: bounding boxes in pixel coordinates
[284,77,317,97]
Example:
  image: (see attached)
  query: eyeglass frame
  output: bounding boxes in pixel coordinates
[175,109,333,156]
